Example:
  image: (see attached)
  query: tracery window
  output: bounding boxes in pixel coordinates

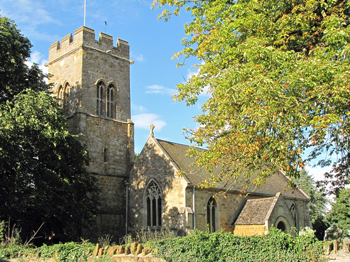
[207,197,216,233]
[290,203,299,231]
[146,181,162,227]
[96,82,104,115]
[107,84,114,118]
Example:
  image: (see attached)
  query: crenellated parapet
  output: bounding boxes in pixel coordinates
[49,26,130,64]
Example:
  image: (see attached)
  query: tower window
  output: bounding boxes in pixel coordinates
[96,82,104,115]
[207,197,216,233]
[104,148,108,163]
[107,85,114,118]
[146,181,162,227]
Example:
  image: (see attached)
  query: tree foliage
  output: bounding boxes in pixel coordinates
[153,0,350,192]
[326,188,350,233]
[295,169,329,240]
[0,16,47,103]
[0,16,99,241]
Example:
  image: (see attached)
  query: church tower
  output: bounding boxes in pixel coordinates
[48,26,134,239]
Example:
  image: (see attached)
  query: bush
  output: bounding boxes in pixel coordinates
[0,241,95,261]
[150,228,326,262]
[0,228,326,262]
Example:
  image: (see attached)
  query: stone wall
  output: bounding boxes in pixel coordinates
[185,188,240,233]
[268,196,310,234]
[49,26,131,121]
[185,187,310,235]
[129,137,188,234]
[233,225,266,236]
[67,115,134,175]
[48,26,133,240]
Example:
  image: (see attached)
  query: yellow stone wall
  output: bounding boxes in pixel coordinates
[233,225,266,236]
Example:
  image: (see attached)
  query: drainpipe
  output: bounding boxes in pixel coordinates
[193,186,196,230]
[125,180,129,235]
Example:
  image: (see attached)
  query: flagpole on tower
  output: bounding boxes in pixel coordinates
[84,0,86,26]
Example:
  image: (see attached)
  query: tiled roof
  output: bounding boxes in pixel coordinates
[234,197,276,225]
[156,138,308,199]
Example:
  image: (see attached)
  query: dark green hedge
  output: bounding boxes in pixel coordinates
[151,228,326,262]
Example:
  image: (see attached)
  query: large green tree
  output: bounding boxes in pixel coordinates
[295,169,329,239]
[153,0,350,193]
[326,188,350,233]
[0,16,99,241]
[0,16,47,103]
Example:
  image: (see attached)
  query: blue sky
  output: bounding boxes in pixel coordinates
[0,0,207,152]
[1,0,331,181]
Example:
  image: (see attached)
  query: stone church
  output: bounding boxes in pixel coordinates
[48,26,311,240]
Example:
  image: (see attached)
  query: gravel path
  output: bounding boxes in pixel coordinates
[328,250,350,261]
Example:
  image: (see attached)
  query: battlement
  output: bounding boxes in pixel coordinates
[49,26,130,63]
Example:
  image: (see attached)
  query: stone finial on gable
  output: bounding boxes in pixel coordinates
[150,124,155,137]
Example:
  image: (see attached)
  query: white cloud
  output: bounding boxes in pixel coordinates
[131,104,147,114]
[134,54,145,62]
[1,0,61,42]
[132,113,166,131]
[25,51,48,75]
[146,84,177,96]
[2,0,58,25]
[186,68,199,80]
[305,165,332,182]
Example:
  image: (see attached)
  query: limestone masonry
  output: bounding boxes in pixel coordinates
[49,26,311,240]
[49,26,134,240]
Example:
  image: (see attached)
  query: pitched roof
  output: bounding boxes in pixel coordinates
[235,195,278,225]
[156,138,308,199]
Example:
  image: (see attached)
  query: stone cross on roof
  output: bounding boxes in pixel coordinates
[150,124,155,137]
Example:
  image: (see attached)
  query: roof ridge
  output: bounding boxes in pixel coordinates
[156,138,206,151]
[247,197,275,202]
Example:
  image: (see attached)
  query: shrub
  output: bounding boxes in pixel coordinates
[150,228,326,262]
[0,241,95,261]
[120,227,177,245]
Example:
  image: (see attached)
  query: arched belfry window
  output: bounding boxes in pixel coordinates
[96,82,104,115]
[207,197,216,233]
[107,84,114,118]
[146,181,162,227]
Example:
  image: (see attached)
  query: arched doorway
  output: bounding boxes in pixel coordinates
[277,221,286,232]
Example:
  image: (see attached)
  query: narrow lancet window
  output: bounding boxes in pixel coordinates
[96,82,104,115]
[207,197,216,233]
[104,148,108,163]
[107,85,114,118]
